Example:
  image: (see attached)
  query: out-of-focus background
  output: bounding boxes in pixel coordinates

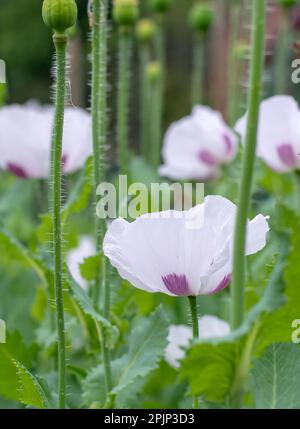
[1,0,300,129]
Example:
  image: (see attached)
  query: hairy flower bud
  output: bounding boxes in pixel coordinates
[42,0,78,34]
[189,3,214,34]
[136,19,156,43]
[150,0,172,13]
[114,0,139,27]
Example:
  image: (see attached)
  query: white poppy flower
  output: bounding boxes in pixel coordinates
[67,236,96,290]
[103,195,269,296]
[235,95,300,173]
[0,102,92,179]
[165,315,230,368]
[159,106,237,181]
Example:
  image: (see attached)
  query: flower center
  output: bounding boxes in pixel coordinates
[277,144,298,168]
[162,273,191,296]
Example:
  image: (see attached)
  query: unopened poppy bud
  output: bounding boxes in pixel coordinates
[189,3,214,34]
[277,0,298,8]
[42,0,78,34]
[114,0,139,27]
[136,19,156,43]
[150,0,172,13]
[147,61,162,82]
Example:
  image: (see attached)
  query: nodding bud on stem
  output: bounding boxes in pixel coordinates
[189,2,214,34]
[136,19,156,43]
[147,61,162,83]
[277,0,298,8]
[42,0,78,35]
[150,0,172,13]
[113,0,139,27]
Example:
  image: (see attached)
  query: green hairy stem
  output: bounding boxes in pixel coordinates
[188,296,199,409]
[139,45,151,160]
[118,30,132,175]
[52,35,67,409]
[231,0,266,329]
[91,0,112,394]
[191,34,204,107]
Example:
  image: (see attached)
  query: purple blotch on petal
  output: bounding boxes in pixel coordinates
[211,273,232,295]
[162,273,191,296]
[198,150,218,166]
[223,134,233,155]
[7,162,28,179]
[61,154,68,172]
[277,144,298,168]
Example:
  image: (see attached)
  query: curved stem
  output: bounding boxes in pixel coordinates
[191,34,204,107]
[187,296,199,409]
[118,29,131,175]
[52,35,67,409]
[231,0,266,330]
[91,0,112,394]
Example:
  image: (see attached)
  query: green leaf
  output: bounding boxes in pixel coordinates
[83,306,168,408]
[67,270,111,328]
[251,343,300,409]
[0,229,49,288]
[61,156,93,222]
[0,332,48,408]
[80,254,101,282]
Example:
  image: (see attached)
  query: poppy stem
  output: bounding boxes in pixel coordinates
[188,296,199,409]
[52,34,67,409]
[275,9,289,95]
[191,33,204,107]
[117,29,132,175]
[231,0,266,330]
[295,171,300,210]
[91,0,112,394]
[154,14,165,150]
[139,44,151,160]
[228,2,241,125]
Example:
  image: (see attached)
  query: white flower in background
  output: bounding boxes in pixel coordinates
[0,102,92,179]
[104,195,269,296]
[159,105,237,181]
[67,236,96,289]
[165,315,230,368]
[235,95,300,173]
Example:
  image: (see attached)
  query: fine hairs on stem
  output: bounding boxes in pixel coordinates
[117,30,132,175]
[91,0,112,394]
[52,34,67,409]
[187,296,199,409]
[231,0,266,330]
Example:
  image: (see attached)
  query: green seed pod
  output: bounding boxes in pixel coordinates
[136,19,156,43]
[42,0,77,34]
[277,0,298,8]
[189,2,214,34]
[114,0,139,27]
[147,61,162,83]
[150,0,172,13]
